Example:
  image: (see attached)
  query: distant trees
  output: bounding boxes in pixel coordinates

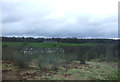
[2,36,117,44]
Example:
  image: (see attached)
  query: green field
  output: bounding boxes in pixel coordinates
[2,42,97,48]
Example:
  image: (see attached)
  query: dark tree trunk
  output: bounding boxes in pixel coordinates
[77,46,86,64]
[80,58,85,64]
[78,53,86,64]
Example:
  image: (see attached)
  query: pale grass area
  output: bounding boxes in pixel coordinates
[47,61,118,80]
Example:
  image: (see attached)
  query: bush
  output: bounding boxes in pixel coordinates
[37,53,62,69]
[13,53,32,68]
[2,46,15,60]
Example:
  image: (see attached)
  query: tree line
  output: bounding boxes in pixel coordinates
[2,36,118,44]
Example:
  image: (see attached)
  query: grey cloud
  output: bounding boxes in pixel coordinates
[2,2,24,24]
[2,1,118,38]
[2,15,22,24]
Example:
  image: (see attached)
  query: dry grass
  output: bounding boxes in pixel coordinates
[2,60,118,80]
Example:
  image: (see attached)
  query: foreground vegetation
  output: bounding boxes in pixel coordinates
[2,60,118,80]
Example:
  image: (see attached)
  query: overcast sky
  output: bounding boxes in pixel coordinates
[1,0,119,38]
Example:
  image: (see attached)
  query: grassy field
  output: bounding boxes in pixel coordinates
[2,42,97,48]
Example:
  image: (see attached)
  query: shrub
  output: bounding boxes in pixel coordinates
[37,53,62,69]
[13,53,32,68]
[2,46,15,60]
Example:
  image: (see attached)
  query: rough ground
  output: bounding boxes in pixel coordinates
[2,60,118,80]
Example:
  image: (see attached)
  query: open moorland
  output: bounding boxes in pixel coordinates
[2,38,119,80]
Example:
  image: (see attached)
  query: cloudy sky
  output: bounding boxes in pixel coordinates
[1,0,119,38]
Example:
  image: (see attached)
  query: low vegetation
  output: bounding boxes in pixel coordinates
[2,60,118,80]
